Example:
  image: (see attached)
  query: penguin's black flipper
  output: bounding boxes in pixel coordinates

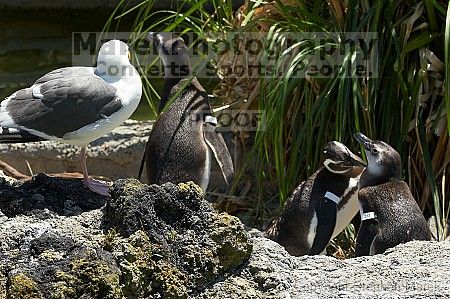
[137,140,148,180]
[203,123,234,185]
[355,218,378,257]
[308,198,337,255]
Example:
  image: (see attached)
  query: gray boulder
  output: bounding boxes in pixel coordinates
[0,173,448,298]
[195,237,450,298]
[0,120,151,181]
[0,176,252,298]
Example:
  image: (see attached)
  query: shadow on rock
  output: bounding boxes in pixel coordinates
[0,173,107,217]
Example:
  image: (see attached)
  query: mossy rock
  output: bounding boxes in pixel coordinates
[0,177,252,298]
[105,179,252,293]
[210,213,253,269]
[8,272,43,299]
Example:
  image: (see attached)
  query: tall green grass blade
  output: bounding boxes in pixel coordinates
[417,116,442,240]
[404,32,440,53]
[445,3,450,136]
[115,0,152,19]
[164,0,208,32]
[424,0,438,32]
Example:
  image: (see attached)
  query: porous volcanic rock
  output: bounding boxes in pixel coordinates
[194,237,450,299]
[0,175,252,298]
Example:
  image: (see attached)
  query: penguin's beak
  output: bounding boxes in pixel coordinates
[146,32,161,46]
[354,133,373,151]
[146,32,156,41]
[347,151,367,167]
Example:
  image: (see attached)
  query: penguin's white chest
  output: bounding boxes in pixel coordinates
[198,145,211,192]
[307,213,318,247]
[307,175,361,249]
[332,176,361,238]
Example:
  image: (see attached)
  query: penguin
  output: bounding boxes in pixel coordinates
[354,133,432,256]
[139,32,234,192]
[265,141,366,256]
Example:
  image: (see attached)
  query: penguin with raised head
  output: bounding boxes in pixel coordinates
[266,141,366,256]
[139,32,233,191]
[354,133,431,256]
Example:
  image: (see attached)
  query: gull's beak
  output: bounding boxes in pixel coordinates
[354,133,373,151]
[128,51,131,61]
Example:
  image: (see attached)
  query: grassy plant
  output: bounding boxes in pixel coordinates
[327,224,356,259]
[107,0,450,242]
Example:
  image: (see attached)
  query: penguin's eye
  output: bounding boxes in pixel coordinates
[171,40,180,53]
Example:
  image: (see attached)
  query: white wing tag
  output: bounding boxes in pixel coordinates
[324,191,341,204]
[361,212,376,221]
[205,116,218,126]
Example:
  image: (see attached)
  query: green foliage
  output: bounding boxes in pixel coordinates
[107,0,449,240]
[327,223,356,259]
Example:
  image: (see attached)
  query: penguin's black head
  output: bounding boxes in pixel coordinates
[322,141,366,177]
[147,32,191,77]
[354,133,402,183]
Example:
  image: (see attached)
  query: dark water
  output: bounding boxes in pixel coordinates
[0,8,155,120]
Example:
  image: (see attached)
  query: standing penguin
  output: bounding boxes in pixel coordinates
[354,133,431,256]
[139,32,234,191]
[266,141,366,256]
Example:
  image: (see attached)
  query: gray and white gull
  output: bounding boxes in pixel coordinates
[0,40,142,195]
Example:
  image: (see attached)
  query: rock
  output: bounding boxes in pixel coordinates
[1,174,449,298]
[0,120,151,181]
[0,173,107,217]
[0,176,252,298]
[195,237,450,298]
[105,179,252,291]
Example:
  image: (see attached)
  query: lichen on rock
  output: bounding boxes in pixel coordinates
[0,174,252,298]
[105,179,253,295]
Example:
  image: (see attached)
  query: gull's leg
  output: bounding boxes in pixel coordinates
[79,147,110,196]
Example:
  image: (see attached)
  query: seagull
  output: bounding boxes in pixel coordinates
[0,40,142,196]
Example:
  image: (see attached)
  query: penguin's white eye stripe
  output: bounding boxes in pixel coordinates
[1,127,19,134]
[324,160,349,174]
[324,191,342,204]
[323,159,333,166]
